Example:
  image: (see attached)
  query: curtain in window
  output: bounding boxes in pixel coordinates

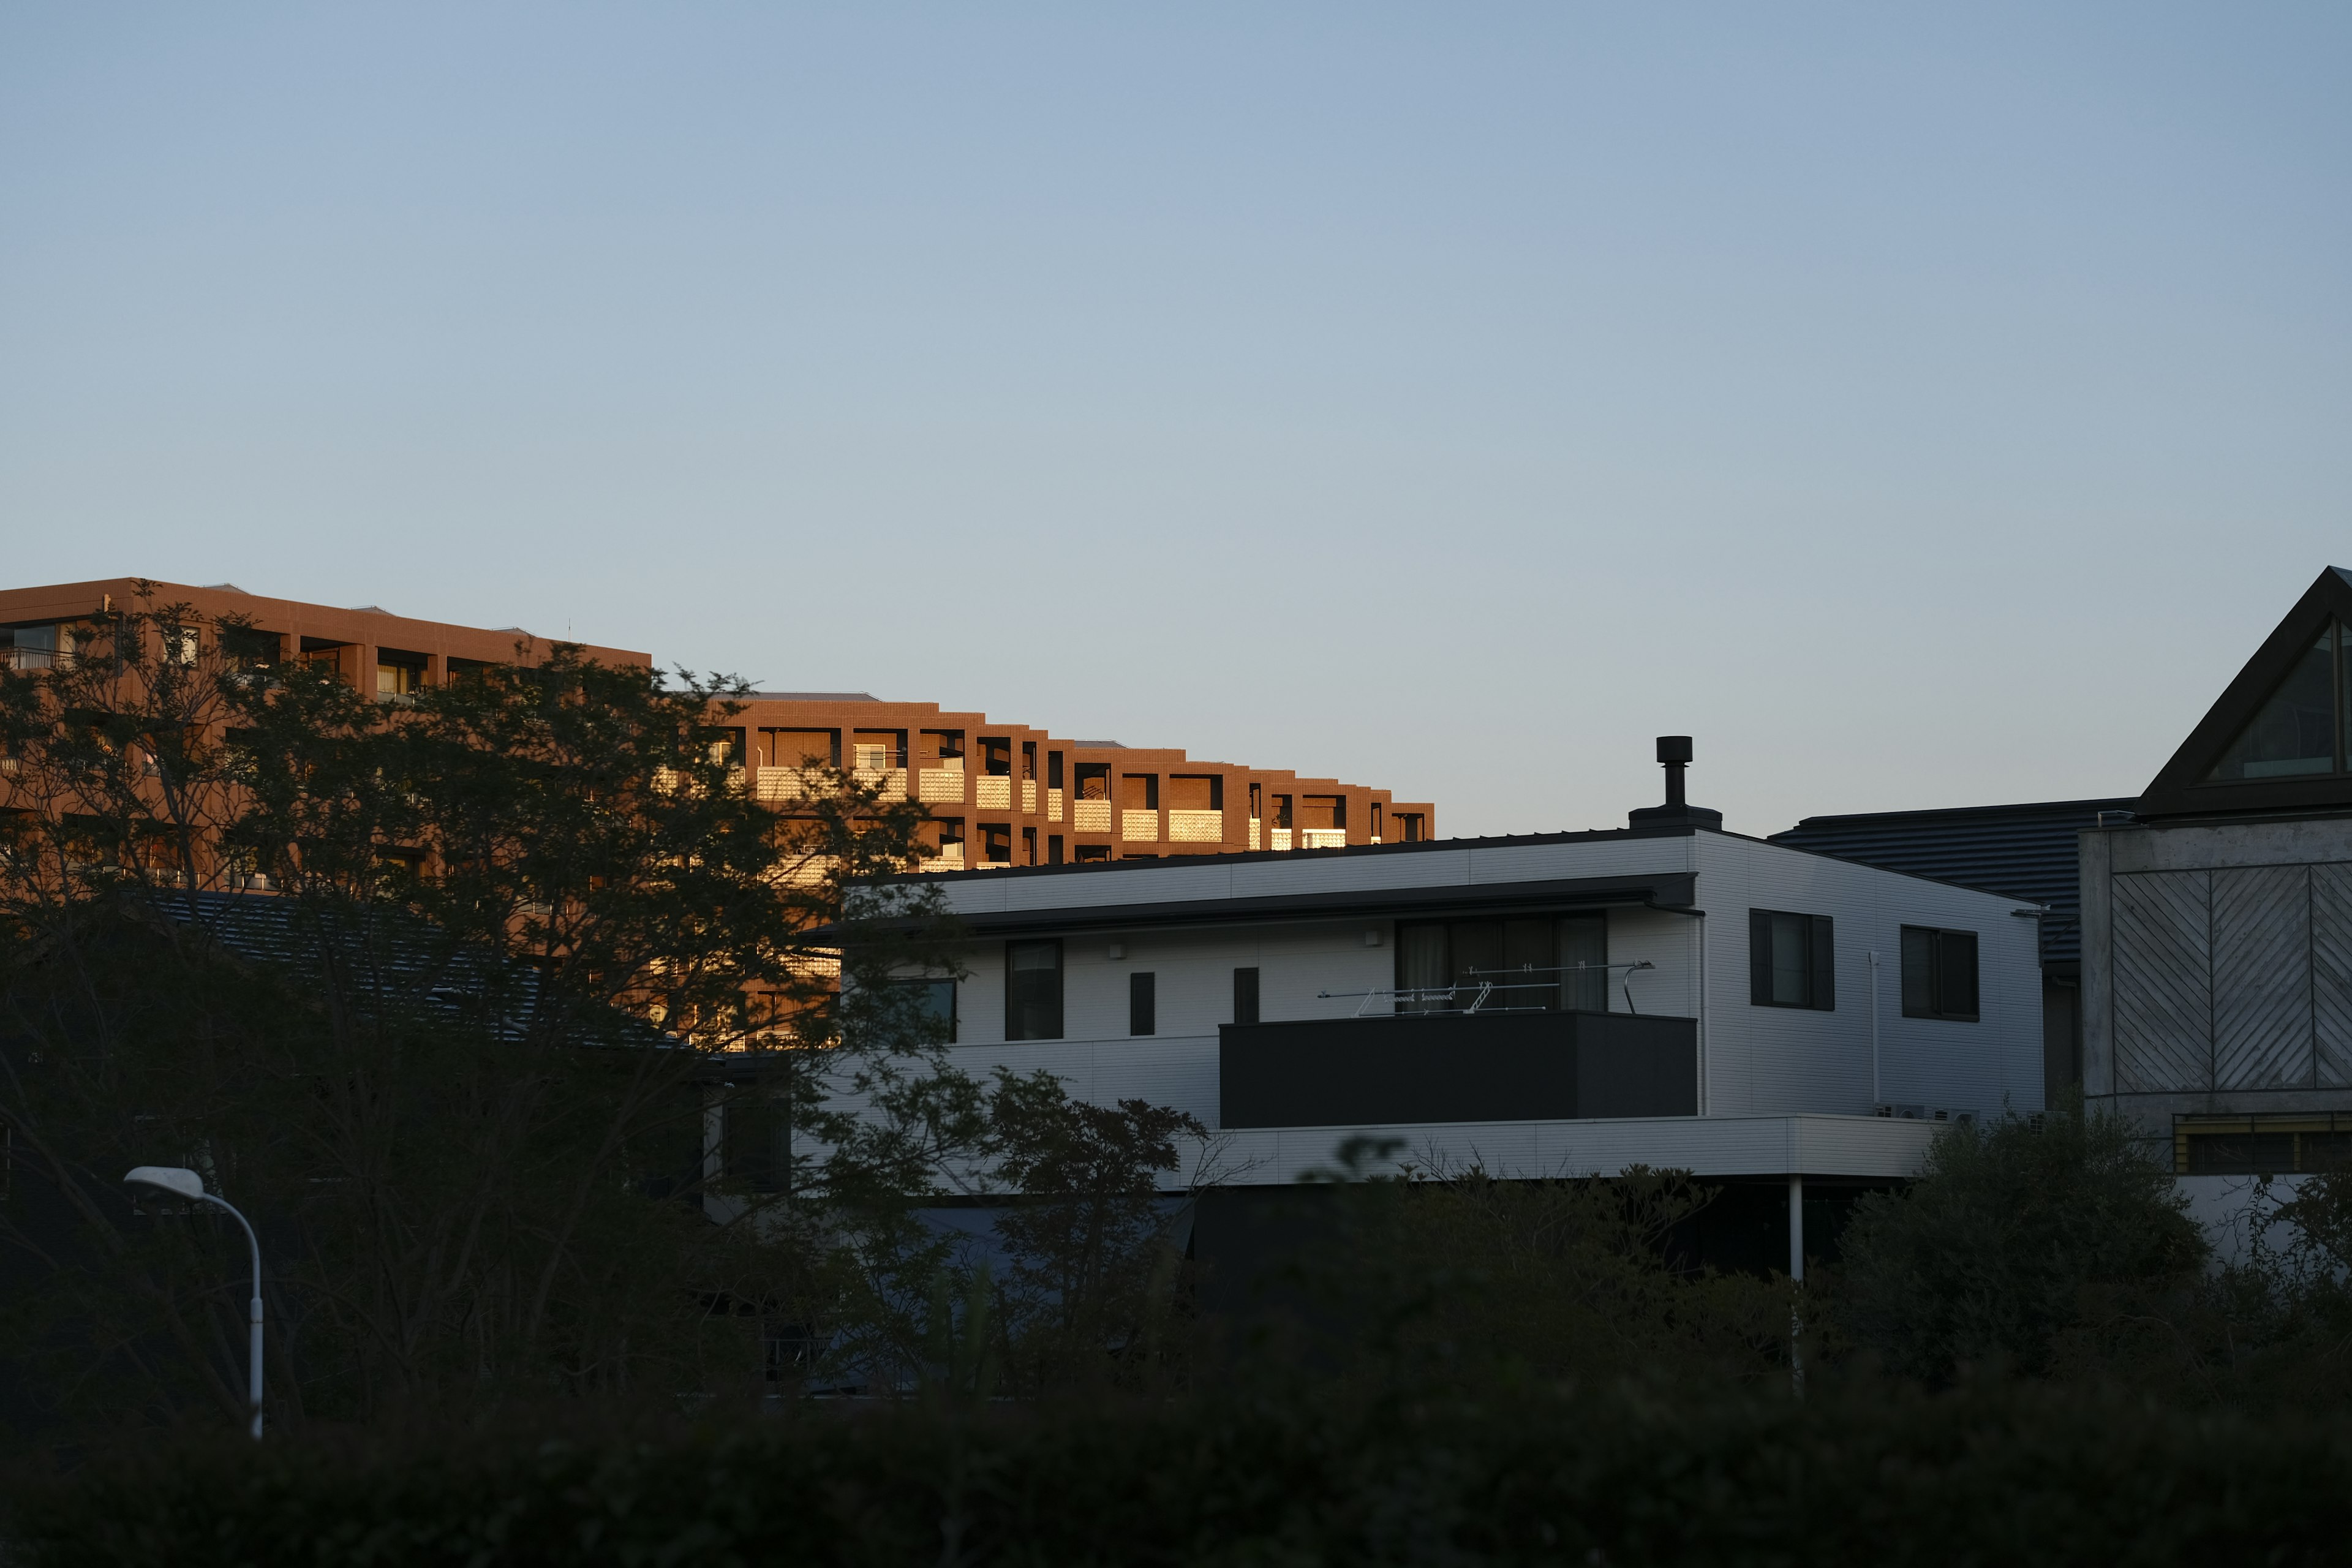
[1396,923,1448,1012]
[1561,915,1607,1012]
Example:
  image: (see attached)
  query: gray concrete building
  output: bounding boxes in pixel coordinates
[2083,566,2352,1175]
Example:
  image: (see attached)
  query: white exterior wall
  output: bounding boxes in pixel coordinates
[826,830,2042,1181]
[1694,835,2043,1120]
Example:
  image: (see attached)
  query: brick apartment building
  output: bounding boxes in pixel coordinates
[0,579,1435,868]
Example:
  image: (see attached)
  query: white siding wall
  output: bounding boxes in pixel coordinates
[832,831,2041,1152]
[1694,835,2043,1118]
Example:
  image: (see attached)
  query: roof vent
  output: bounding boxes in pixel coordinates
[1628,735,1723,830]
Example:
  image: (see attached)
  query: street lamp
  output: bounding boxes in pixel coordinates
[124,1166,265,1441]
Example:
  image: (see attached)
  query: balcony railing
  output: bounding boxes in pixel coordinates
[1270,828,1293,851]
[1121,809,1158,842]
[1072,799,1112,833]
[1048,786,1065,823]
[918,769,967,804]
[976,776,1012,810]
[1022,780,1039,813]
[1168,809,1223,842]
[1300,828,1348,849]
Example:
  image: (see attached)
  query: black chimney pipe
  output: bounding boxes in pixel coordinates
[1628,734,1721,830]
[1657,734,1692,807]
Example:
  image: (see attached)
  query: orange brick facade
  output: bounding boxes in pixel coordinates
[0,579,1435,865]
[722,694,1434,869]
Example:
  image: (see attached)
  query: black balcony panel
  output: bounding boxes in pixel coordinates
[1218,1011,1697,1130]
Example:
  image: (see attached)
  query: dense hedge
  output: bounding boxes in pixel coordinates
[11,1378,2352,1567]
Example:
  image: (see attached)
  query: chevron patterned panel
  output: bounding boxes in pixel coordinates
[2212,864,2313,1090]
[2113,870,2213,1093]
[2313,863,2352,1089]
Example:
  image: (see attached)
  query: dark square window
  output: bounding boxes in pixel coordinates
[1749,910,1834,1011]
[900,978,956,1044]
[1006,940,1063,1040]
[1234,967,1260,1025]
[725,1090,790,1194]
[1901,927,1979,1020]
[1130,971,1156,1036]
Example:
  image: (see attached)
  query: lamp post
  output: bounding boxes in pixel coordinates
[124,1166,264,1441]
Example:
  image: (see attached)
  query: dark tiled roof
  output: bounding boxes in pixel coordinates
[1768,798,2135,969]
[153,891,670,1047]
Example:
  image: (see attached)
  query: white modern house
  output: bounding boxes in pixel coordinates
[835,742,2046,1273]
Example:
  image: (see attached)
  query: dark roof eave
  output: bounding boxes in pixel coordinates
[834,872,1698,941]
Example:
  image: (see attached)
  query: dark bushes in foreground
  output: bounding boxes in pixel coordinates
[11,1379,2352,1567]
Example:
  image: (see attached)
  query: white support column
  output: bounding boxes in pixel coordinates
[1788,1171,1806,1393]
[1787,1172,1805,1281]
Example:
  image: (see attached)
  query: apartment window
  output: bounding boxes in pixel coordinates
[1371,802,1383,840]
[2176,1115,2352,1175]
[1125,773,1160,809]
[1075,762,1111,801]
[375,649,427,697]
[980,823,1013,864]
[1900,927,1979,1020]
[1022,827,1038,865]
[1271,795,1294,829]
[1749,911,1834,1010]
[1233,967,1260,1025]
[1395,916,1607,1013]
[1129,972,1156,1036]
[981,737,1012,776]
[725,1090,790,1194]
[1022,741,1038,780]
[1,624,61,671]
[1049,835,1065,864]
[1006,940,1064,1039]
[1395,812,1427,843]
[1075,845,1111,863]
[900,978,956,1044]
[1248,782,1263,819]
[1047,751,1065,790]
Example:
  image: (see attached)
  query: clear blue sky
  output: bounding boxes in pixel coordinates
[4,4,2346,836]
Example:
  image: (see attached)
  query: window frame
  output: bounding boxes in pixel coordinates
[1129,971,1156,1036]
[1005,939,1065,1041]
[899,976,957,1045]
[1747,909,1835,1012]
[1899,925,1980,1022]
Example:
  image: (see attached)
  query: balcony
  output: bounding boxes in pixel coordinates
[1301,829,1347,850]
[918,767,966,804]
[1270,828,1293,851]
[976,775,1012,810]
[1219,1012,1697,1129]
[1169,809,1223,842]
[1022,780,1039,813]
[921,842,966,873]
[1048,787,1065,823]
[1072,799,1112,833]
[1248,817,1261,850]
[1121,809,1158,842]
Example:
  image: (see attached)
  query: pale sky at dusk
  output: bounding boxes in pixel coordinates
[4,4,2347,836]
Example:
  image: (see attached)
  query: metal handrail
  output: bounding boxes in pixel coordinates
[1319,960,1657,1017]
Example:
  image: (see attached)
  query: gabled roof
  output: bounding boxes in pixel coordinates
[2139,566,2352,819]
